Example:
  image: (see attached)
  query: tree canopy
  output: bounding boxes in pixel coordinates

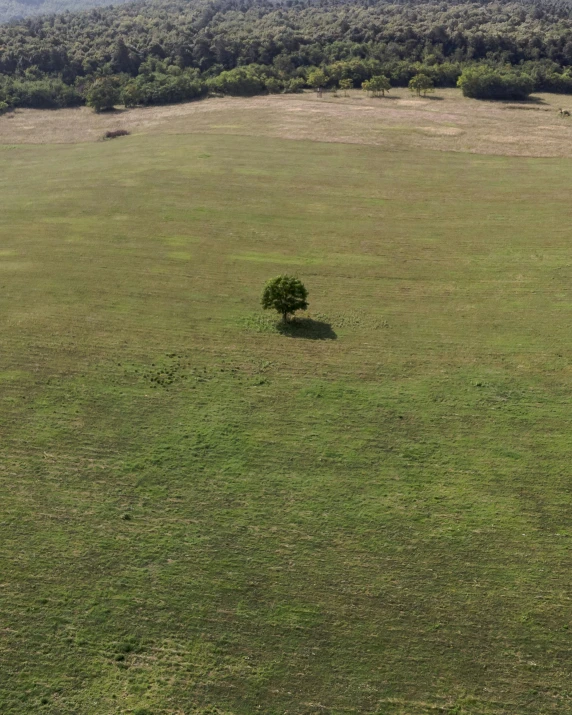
[3,0,572,110]
[363,74,391,97]
[261,275,309,323]
[86,76,120,111]
[409,73,435,96]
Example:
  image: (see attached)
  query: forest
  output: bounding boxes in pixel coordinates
[0,0,131,26]
[3,0,572,111]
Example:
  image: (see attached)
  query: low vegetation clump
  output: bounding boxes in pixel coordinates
[207,66,267,97]
[103,129,130,139]
[0,76,82,109]
[458,67,535,100]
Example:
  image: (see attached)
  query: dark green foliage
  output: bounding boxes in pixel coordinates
[521,60,572,93]
[134,75,205,106]
[207,66,267,96]
[116,59,207,107]
[4,0,572,111]
[261,275,309,322]
[458,66,535,100]
[265,76,283,94]
[0,75,81,109]
[0,0,130,23]
[86,77,120,112]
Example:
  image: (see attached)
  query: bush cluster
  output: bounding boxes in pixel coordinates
[0,76,81,109]
[458,67,535,100]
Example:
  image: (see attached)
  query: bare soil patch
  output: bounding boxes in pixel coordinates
[2,88,572,156]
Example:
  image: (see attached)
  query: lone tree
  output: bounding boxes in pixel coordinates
[262,275,308,323]
[362,75,391,97]
[409,73,435,97]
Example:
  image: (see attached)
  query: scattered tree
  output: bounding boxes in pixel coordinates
[339,78,353,96]
[362,74,391,97]
[308,69,328,89]
[86,77,120,112]
[409,73,435,96]
[261,275,309,323]
[5,0,572,112]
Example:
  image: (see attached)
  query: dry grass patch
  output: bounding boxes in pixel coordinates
[2,88,572,156]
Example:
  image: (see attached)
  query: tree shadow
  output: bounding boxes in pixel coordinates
[276,318,337,340]
[495,96,547,106]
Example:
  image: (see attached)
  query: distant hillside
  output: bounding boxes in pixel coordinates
[0,0,129,23]
[3,0,572,110]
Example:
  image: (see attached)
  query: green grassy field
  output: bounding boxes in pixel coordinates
[1,132,572,715]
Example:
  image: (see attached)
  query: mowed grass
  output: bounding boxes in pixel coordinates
[1,133,572,715]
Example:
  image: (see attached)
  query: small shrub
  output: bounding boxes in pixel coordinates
[128,71,206,106]
[103,129,130,139]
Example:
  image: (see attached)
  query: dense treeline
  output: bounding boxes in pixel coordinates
[0,0,131,26]
[3,0,572,111]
